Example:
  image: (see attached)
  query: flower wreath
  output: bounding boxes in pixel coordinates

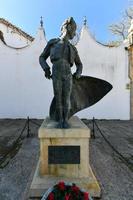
[41,181,93,200]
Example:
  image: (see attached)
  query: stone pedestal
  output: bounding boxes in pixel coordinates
[29,116,101,198]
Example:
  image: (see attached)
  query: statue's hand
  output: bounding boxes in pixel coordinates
[45,68,51,79]
[73,72,81,79]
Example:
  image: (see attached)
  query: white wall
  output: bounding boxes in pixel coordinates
[76,26,130,119]
[0,25,130,119]
[0,27,52,118]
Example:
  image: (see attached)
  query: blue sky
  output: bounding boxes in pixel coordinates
[0,0,132,43]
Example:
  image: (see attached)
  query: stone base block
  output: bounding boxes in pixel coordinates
[29,160,101,198]
[29,116,101,198]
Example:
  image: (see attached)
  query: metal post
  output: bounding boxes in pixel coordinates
[27,116,30,138]
[92,117,96,139]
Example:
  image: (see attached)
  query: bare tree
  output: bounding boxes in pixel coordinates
[109,7,133,41]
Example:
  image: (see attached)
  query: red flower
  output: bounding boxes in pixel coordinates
[71,184,80,194]
[48,192,54,200]
[65,194,71,200]
[84,192,89,200]
[58,181,65,191]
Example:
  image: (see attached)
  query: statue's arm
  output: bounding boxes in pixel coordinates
[74,47,83,78]
[39,40,56,79]
[39,42,51,72]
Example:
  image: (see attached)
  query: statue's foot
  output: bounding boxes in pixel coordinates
[63,120,70,129]
[56,121,64,128]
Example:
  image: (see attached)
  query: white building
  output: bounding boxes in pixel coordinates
[0,18,131,119]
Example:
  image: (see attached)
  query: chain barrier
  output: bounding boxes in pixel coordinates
[0,119,28,168]
[92,117,133,172]
[0,117,42,168]
[1,116,132,172]
[29,119,41,127]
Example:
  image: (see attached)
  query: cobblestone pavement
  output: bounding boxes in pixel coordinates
[0,119,133,200]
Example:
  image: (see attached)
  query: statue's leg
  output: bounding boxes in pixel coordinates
[52,77,64,128]
[62,75,72,128]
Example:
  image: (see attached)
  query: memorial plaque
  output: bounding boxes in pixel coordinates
[48,145,80,164]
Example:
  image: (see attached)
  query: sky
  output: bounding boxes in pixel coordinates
[0,0,132,43]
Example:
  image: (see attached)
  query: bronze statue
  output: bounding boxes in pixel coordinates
[39,17,112,129]
[39,17,82,128]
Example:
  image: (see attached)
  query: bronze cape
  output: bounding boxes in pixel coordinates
[50,76,113,120]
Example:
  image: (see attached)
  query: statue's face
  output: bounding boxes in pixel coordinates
[67,24,76,40]
[61,21,76,40]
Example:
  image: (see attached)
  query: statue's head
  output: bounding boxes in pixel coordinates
[61,17,77,40]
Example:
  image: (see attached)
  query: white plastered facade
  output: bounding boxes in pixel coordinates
[0,23,130,119]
